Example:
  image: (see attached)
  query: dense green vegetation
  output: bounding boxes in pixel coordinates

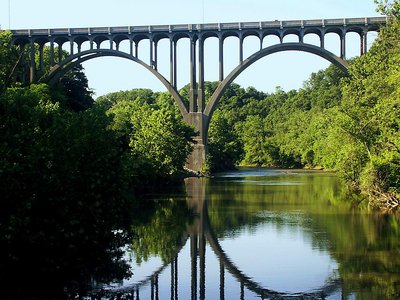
[206,7,400,212]
[96,89,195,184]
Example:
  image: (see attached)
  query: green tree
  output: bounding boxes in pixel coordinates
[0,31,22,92]
[0,84,134,297]
[101,90,196,181]
[375,0,400,17]
[338,14,400,210]
[207,109,244,172]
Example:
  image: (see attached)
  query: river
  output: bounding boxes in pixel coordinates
[95,167,400,299]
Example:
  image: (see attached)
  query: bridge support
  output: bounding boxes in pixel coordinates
[185,36,208,173]
[185,112,208,173]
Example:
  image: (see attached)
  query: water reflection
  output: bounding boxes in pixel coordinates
[3,169,398,299]
[98,169,399,300]
[99,172,399,299]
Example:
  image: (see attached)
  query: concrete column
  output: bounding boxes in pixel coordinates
[189,37,197,113]
[49,41,55,66]
[58,44,63,63]
[70,40,74,55]
[109,39,113,50]
[239,36,243,63]
[29,41,36,83]
[185,113,207,172]
[219,37,224,81]
[299,33,304,43]
[340,33,346,59]
[363,30,368,54]
[77,43,82,53]
[173,40,177,88]
[154,41,158,70]
[38,44,44,75]
[135,42,139,57]
[19,45,27,84]
[320,34,325,49]
[170,39,174,85]
[129,39,133,56]
[198,38,205,113]
[150,39,154,68]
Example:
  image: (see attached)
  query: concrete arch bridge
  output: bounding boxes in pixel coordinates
[9,16,387,171]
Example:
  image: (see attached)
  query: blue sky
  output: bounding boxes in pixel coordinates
[1,0,382,97]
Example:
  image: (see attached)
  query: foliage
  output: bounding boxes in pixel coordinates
[207,109,244,172]
[338,16,400,210]
[0,31,21,92]
[98,89,196,183]
[206,64,345,171]
[0,84,134,297]
[375,0,400,17]
[130,198,193,264]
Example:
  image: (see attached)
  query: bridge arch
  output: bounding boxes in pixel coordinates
[203,42,349,139]
[43,48,189,118]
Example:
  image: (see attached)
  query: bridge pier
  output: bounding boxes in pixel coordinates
[185,112,208,173]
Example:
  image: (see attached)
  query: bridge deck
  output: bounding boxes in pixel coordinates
[8,16,387,37]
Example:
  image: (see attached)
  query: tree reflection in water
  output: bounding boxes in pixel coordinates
[2,170,399,299]
[102,172,399,300]
[0,191,137,299]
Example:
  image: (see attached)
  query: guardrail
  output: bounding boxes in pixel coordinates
[9,16,387,37]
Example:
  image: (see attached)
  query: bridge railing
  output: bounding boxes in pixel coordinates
[9,17,388,38]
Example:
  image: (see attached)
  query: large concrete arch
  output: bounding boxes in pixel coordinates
[44,48,189,118]
[203,43,349,136]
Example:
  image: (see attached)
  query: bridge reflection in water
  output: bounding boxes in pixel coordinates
[98,177,342,300]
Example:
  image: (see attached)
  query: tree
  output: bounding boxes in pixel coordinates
[103,90,196,181]
[0,31,21,92]
[0,84,134,297]
[207,109,244,172]
[375,0,400,17]
[338,13,400,210]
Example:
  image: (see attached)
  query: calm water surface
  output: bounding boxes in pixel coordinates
[101,168,400,299]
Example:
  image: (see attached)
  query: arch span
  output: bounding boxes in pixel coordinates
[44,49,189,118]
[204,43,349,124]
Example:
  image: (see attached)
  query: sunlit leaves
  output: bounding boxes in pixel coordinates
[100,89,196,179]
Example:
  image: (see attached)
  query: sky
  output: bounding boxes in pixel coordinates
[0,0,382,97]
